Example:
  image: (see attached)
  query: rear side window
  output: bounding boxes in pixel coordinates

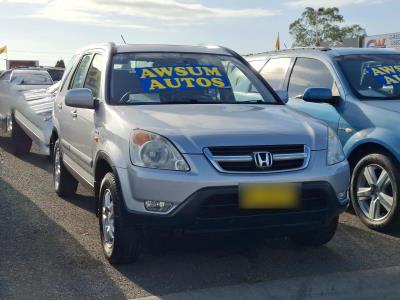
[288,58,334,98]
[260,58,291,90]
[84,54,104,99]
[70,54,92,89]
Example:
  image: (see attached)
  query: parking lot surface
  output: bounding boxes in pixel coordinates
[2,133,400,299]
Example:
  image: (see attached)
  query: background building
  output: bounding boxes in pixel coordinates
[364,32,400,49]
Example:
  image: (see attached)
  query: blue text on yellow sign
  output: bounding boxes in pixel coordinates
[135,65,231,92]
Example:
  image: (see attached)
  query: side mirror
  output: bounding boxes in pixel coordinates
[275,90,289,103]
[65,88,97,109]
[303,87,334,104]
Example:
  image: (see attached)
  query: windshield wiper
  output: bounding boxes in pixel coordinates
[164,99,219,104]
[238,100,266,104]
[129,99,271,105]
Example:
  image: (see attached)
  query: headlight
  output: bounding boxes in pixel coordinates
[130,129,190,171]
[327,128,345,165]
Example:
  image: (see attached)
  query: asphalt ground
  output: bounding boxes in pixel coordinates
[1,133,400,299]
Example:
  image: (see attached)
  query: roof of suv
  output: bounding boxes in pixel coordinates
[246,47,400,60]
[78,43,234,56]
[116,44,234,55]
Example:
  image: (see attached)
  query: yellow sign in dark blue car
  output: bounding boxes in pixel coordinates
[135,65,231,92]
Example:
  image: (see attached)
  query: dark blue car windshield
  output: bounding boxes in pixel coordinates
[337,54,400,100]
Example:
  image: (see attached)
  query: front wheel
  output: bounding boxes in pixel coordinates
[99,172,142,265]
[291,216,338,246]
[350,153,400,231]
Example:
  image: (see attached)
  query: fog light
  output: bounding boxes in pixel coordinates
[144,200,174,212]
[337,192,347,202]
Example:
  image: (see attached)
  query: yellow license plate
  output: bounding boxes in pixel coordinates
[239,183,300,209]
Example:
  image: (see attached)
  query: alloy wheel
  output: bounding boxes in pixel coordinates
[102,189,115,256]
[356,164,394,221]
[54,146,61,191]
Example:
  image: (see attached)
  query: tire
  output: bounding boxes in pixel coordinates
[99,172,142,265]
[291,216,338,246]
[350,153,400,231]
[9,114,32,156]
[53,139,78,197]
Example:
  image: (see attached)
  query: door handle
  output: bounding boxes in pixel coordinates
[71,110,78,118]
[57,102,62,110]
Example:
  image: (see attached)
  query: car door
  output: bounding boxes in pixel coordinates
[285,57,343,132]
[69,52,105,180]
[57,54,92,162]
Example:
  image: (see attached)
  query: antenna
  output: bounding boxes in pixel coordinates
[121,34,127,44]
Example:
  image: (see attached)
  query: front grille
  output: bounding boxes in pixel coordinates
[204,145,310,173]
[197,188,327,220]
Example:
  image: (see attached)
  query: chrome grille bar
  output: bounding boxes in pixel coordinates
[213,155,253,162]
[272,153,308,161]
[204,146,311,174]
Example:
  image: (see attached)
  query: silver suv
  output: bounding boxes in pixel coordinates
[52,43,350,264]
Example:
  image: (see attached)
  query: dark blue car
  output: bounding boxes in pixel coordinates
[247,48,400,231]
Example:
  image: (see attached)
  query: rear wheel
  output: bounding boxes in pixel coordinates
[350,153,400,231]
[291,216,338,246]
[99,172,142,265]
[53,139,78,197]
[9,114,32,155]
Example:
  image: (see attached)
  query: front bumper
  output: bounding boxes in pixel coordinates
[121,182,348,234]
[115,149,349,233]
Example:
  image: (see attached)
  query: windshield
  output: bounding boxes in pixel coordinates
[110,52,278,105]
[337,54,400,100]
[12,72,53,85]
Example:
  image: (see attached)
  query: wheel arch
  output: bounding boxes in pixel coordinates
[347,142,398,171]
[344,128,400,171]
[49,128,59,162]
[94,151,120,216]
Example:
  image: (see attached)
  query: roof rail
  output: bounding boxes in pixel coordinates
[245,47,332,57]
[290,47,331,51]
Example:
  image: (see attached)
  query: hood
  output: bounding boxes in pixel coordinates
[111,104,328,154]
[365,100,400,113]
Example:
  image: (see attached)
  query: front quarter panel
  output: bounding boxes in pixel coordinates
[340,98,400,162]
[94,105,131,169]
[343,127,400,162]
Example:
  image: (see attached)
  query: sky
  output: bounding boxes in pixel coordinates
[0,0,398,69]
